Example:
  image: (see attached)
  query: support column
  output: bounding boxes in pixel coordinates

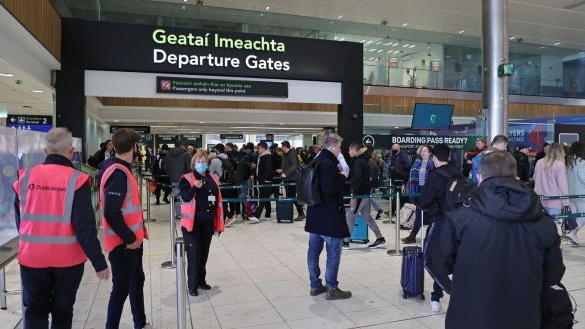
[482,0,509,141]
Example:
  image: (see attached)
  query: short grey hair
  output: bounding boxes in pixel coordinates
[45,128,73,154]
[322,133,343,149]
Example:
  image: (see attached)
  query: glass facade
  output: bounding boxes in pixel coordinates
[54,0,585,99]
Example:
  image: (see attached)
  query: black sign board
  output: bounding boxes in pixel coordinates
[154,134,177,146]
[110,125,151,134]
[220,134,244,140]
[157,77,287,98]
[7,115,52,125]
[139,134,154,148]
[180,134,203,148]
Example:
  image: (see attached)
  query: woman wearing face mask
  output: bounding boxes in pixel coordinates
[179,149,225,296]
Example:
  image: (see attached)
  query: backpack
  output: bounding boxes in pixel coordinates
[219,157,235,184]
[541,282,575,329]
[87,154,99,168]
[369,158,381,188]
[438,170,476,215]
[296,160,322,206]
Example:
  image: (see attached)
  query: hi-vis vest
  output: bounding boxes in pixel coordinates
[100,163,145,251]
[180,173,225,233]
[13,165,90,268]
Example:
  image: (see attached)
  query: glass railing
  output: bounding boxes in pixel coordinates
[364,64,584,98]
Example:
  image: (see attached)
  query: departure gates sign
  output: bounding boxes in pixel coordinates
[152,29,290,71]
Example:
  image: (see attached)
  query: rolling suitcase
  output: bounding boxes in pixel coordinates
[401,246,425,300]
[243,178,258,220]
[350,215,369,243]
[276,183,294,223]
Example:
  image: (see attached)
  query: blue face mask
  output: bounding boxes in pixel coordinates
[195,163,207,174]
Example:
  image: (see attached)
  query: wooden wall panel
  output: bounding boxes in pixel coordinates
[98,97,338,112]
[98,95,584,120]
[1,0,61,60]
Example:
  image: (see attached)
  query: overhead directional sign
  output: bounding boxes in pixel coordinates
[6,115,52,132]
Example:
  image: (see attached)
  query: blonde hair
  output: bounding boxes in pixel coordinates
[191,149,208,169]
[544,142,564,170]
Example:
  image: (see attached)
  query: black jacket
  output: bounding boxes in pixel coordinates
[256,151,273,183]
[514,151,531,182]
[431,176,565,329]
[14,154,108,272]
[417,164,460,217]
[349,148,371,196]
[164,147,191,183]
[305,149,349,238]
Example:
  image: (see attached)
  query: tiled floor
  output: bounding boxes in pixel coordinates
[2,194,585,329]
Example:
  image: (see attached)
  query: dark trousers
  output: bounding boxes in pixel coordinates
[423,218,445,302]
[182,218,214,291]
[254,186,272,218]
[154,176,171,202]
[106,245,146,329]
[285,182,304,215]
[222,188,239,217]
[20,263,84,329]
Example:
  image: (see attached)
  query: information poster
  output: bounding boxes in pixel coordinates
[156,76,288,98]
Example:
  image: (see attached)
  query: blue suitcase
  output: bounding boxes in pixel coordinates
[401,246,425,300]
[350,215,369,243]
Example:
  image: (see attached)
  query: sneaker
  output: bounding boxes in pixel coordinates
[431,300,441,313]
[326,287,352,300]
[368,238,387,249]
[309,285,327,296]
[382,219,391,224]
[261,216,272,221]
[568,231,580,245]
[248,217,260,224]
[401,235,416,244]
[163,197,170,204]
[342,242,350,250]
[375,209,384,220]
[225,216,237,228]
[155,200,160,205]
[294,214,306,221]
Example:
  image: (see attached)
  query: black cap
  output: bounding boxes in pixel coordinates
[161,144,169,150]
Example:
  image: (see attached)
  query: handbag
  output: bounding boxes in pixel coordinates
[561,206,577,232]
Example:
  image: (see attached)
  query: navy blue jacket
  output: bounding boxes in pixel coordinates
[305,149,349,238]
[14,154,108,272]
[100,157,138,245]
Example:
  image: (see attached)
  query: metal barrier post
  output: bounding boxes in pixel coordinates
[420,211,425,253]
[387,191,402,256]
[139,174,144,203]
[175,238,187,329]
[0,268,6,309]
[146,179,155,223]
[161,198,177,269]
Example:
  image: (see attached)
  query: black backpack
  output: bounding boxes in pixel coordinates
[438,170,476,215]
[297,160,322,206]
[219,157,235,184]
[369,158,381,188]
[541,282,575,329]
[87,154,99,168]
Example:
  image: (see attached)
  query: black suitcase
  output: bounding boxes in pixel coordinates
[276,199,294,223]
[400,246,425,300]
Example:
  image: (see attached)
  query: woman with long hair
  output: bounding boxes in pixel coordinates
[534,142,569,218]
[402,144,434,244]
[566,141,585,245]
[179,149,225,296]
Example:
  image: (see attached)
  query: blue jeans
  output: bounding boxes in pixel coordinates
[545,207,562,223]
[307,233,342,289]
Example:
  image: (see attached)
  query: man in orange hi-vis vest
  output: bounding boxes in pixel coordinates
[13,127,110,329]
[99,128,150,329]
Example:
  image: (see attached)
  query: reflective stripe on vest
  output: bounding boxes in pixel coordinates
[100,163,145,251]
[14,165,88,268]
[180,173,197,232]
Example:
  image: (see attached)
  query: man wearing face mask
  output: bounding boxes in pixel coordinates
[305,134,352,300]
[179,149,224,296]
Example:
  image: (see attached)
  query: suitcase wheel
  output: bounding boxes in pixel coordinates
[420,294,425,300]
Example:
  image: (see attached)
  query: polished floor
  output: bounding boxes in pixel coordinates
[2,193,585,329]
